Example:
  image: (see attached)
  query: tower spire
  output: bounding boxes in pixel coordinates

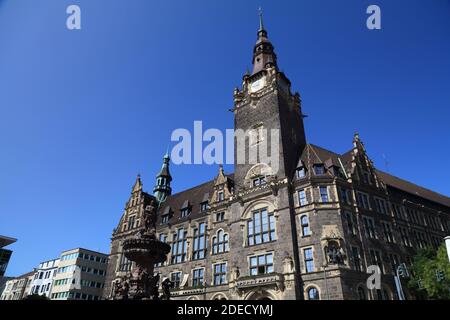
[153,153,172,203]
[251,8,277,75]
[258,7,264,32]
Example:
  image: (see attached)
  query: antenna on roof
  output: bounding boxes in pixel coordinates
[382,153,389,172]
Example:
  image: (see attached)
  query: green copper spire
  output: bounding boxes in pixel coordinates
[153,152,172,203]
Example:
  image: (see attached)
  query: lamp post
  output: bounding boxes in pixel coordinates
[323,264,330,300]
[445,236,450,263]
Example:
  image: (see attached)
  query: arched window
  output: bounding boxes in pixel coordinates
[300,215,310,236]
[307,287,319,300]
[357,286,366,300]
[212,230,229,254]
[247,208,276,246]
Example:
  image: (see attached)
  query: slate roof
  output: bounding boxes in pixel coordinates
[155,144,449,226]
[156,174,234,224]
[305,144,450,208]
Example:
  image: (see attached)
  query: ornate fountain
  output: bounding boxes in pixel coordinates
[112,197,172,300]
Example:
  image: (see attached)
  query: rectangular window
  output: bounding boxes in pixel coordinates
[298,189,307,206]
[369,249,383,274]
[192,223,207,260]
[346,212,357,236]
[356,192,370,210]
[363,217,376,239]
[249,253,274,276]
[217,191,224,202]
[300,215,310,236]
[339,187,349,204]
[319,186,329,202]
[200,201,208,212]
[127,215,136,230]
[382,222,394,243]
[171,229,187,264]
[388,253,399,275]
[375,198,387,214]
[252,176,266,187]
[400,228,411,247]
[180,207,190,218]
[215,211,225,222]
[213,263,227,286]
[304,248,314,273]
[351,247,362,272]
[161,214,169,224]
[170,272,182,288]
[247,208,276,246]
[296,167,306,179]
[118,254,132,272]
[192,268,204,287]
[313,164,325,175]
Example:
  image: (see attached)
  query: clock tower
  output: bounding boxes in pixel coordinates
[232,11,307,190]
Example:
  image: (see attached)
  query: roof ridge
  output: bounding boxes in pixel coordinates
[166,173,234,199]
[377,169,450,201]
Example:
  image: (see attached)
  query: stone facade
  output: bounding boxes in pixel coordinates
[103,16,450,300]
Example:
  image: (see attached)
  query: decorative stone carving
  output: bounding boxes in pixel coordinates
[320,225,346,266]
[114,195,171,300]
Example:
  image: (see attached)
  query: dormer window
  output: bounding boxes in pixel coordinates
[160,206,171,224]
[252,176,266,187]
[217,191,224,202]
[161,214,169,224]
[296,167,306,179]
[200,201,208,212]
[180,200,191,218]
[313,164,325,175]
[180,208,190,218]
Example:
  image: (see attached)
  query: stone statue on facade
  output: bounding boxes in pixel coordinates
[326,241,344,265]
[161,278,174,300]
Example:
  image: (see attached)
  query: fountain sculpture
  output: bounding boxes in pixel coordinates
[112,197,172,300]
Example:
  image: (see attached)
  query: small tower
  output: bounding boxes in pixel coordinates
[153,153,172,203]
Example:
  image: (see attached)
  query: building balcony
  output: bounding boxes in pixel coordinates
[235,273,284,291]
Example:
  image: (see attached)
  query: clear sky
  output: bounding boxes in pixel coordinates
[1,0,449,276]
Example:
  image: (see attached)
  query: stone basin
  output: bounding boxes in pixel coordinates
[123,237,171,265]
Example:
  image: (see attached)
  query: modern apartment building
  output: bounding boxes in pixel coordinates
[50,248,108,300]
[28,258,59,298]
[0,271,34,300]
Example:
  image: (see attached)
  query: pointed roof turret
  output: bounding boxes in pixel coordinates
[153,153,172,203]
[252,7,277,75]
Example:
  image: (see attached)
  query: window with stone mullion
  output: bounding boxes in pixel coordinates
[193,223,207,260]
[247,208,275,246]
[171,229,187,264]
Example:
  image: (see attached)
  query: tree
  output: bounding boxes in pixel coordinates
[408,244,450,300]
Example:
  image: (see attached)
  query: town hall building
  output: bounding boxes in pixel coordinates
[103,14,450,300]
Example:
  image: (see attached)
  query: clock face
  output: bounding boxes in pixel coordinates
[249,77,266,93]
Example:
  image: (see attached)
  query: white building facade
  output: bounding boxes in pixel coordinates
[28,258,59,297]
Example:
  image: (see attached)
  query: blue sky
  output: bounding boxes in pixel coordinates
[1,0,449,276]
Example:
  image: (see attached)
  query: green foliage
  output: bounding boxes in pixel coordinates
[408,244,450,300]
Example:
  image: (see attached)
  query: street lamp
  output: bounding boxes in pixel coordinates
[445,236,450,263]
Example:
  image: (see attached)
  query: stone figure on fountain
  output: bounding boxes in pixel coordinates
[114,196,171,300]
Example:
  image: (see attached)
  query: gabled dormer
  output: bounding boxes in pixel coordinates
[349,133,384,189]
[210,165,233,205]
